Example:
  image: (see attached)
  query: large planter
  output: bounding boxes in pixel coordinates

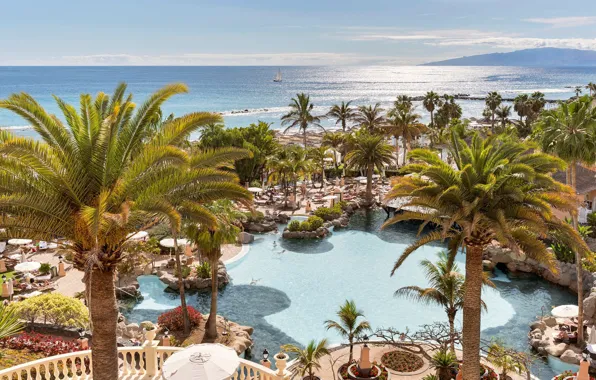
[346,364,381,380]
[144,329,156,342]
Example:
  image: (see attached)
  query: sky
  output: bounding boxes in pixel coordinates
[1,0,596,66]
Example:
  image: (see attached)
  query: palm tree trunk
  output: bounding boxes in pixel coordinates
[349,337,354,362]
[206,256,219,339]
[402,138,408,166]
[173,234,191,335]
[447,311,456,354]
[491,113,495,132]
[571,161,584,343]
[430,111,434,129]
[303,127,307,149]
[394,137,400,168]
[366,164,373,204]
[461,244,484,380]
[89,268,119,380]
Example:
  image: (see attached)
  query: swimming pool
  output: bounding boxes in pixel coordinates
[124,210,577,379]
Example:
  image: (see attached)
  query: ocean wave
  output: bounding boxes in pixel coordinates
[504,88,569,94]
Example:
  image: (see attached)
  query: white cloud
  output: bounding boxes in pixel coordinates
[351,29,596,51]
[524,17,596,28]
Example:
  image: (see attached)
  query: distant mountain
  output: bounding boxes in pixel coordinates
[421,48,596,67]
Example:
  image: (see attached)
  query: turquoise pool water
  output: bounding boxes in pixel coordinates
[124,210,577,379]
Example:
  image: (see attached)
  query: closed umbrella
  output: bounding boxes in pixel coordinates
[589,325,596,345]
[162,344,239,380]
[551,305,579,318]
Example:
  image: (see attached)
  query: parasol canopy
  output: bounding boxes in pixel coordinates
[160,238,189,248]
[8,239,32,246]
[162,344,240,380]
[551,305,579,318]
[247,187,264,193]
[14,262,41,273]
[128,231,149,240]
[322,195,338,200]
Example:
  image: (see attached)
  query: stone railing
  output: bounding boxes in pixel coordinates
[0,340,289,380]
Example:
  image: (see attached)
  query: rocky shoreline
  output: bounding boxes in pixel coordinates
[158,260,230,292]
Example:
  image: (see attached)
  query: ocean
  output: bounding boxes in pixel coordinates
[1,66,595,138]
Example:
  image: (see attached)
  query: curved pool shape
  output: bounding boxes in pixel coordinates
[124,210,576,379]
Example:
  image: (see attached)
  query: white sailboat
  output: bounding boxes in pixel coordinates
[273,69,282,82]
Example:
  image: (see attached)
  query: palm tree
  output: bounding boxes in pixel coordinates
[267,148,295,206]
[308,146,331,190]
[485,92,502,132]
[395,252,493,353]
[394,95,413,112]
[282,93,324,148]
[0,83,251,380]
[385,106,426,166]
[282,339,330,380]
[186,214,240,339]
[575,86,583,98]
[423,91,442,128]
[345,133,393,204]
[0,303,23,339]
[354,103,385,133]
[513,94,530,122]
[435,96,462,129]
[495,105,512,133]
[586,82,596,97]
[487,342,524,380]
[322,131,346,169]
[383,133,589,380]
[324,300,371,362]
[327,101,357,132]
[536,96,596,341]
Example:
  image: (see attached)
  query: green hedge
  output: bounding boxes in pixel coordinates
[287,216,325,232]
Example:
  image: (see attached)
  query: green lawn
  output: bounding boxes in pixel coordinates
[1,270,15,280]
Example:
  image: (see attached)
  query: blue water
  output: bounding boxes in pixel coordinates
[1,66,596,139]
[123,210,576,379]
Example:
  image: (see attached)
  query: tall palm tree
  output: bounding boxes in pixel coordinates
[345,133,393,204]
[394,95,413,112]
[354,103,385,133]
[308,146,331,190]
[586,82,596,97]
[282,93,324,148]
[513,94,530,122]
[385,107,426,166]
[485,91,502,132]
[536,96,596,342]
[282,339,330,380]
[383,133,589,380]
[0,83,251,380]
[395,252,494,354]
[495,105,512,133]
[0,303,23,339]
[327,101,357,132]
[267,148,295,206]
[324,300,371,362]
[322,131,346,169]
[186,214,240,339]
[435,95,462,129]
[423,91,442,128]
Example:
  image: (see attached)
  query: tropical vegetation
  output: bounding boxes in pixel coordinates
[324,300,371,362]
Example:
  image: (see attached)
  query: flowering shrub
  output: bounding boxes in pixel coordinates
[0,332,80,356]
[381,350,424,373]
[554,371,595,380]
[157,306,202,331]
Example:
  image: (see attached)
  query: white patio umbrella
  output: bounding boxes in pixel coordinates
[551,305,579,318]
[322,195,338,201]
[354,176,367,181]
[247,187,264,193]
[128,231,149,241]
[162,344,239,380]
[14,261,41,273]
[160,238,189,248]
[8,238,32,246]
[359,179,368,184]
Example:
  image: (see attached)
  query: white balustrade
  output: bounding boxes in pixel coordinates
[0,342,290,380]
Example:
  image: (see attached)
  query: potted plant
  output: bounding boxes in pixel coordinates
[281,339,329,380]
[141,321,157,341]
[39,263,52,275]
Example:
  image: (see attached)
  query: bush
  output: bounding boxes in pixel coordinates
[195,261,211,279]
[38,263,52,275]
[588,211,596,228]
[243,211,265,223]
[314,206,341,221]
[551,242,576,263]
[9,293,88,328]
[157,306,202,331]
[175,265,192,279]
[0,332,80,356]
[299,221,312,232]
[288,220,301,232]
[307,216,324,230]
